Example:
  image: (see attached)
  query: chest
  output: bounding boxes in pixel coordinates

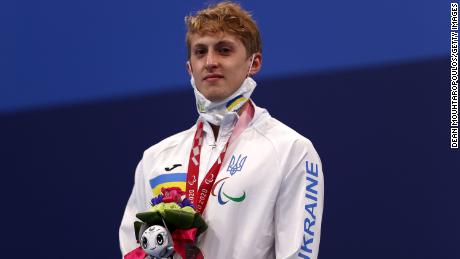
[144,132,282,205]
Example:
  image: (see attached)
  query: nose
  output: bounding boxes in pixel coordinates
[205,51,218,70]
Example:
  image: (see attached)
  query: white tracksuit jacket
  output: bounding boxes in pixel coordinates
[119,102,324,259]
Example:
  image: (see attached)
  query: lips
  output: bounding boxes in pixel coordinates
[203,74,224,81]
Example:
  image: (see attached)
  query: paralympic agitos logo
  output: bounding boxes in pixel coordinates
[211,177,246,205]
[211,154,248,205]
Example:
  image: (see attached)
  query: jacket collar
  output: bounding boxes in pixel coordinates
[198,100,267,143]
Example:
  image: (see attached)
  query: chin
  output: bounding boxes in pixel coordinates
[203,90,229,102]
[206,95,226,102]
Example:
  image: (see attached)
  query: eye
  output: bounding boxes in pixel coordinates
[142,236,148,249]
[218,47,231,55]
[194,48,206,56]
[156,233,164,245]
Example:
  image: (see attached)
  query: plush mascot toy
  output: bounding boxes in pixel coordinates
[124,187,207,259]
[139,225,174,258]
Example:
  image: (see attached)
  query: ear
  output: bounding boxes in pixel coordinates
[186,60,193,76]
[248,53,262,77]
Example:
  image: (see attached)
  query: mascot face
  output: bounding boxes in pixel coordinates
[140,225,173,257]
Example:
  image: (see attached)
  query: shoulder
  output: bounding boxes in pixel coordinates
[250,105,322,178]
[251,105,315,155]
[142,125,196,162]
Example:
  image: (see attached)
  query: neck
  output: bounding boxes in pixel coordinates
[210,101,250,141]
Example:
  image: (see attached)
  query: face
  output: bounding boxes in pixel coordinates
[140,225,172,257]
[187,32,261,102]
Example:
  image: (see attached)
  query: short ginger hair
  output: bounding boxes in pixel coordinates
[185,1,262,59]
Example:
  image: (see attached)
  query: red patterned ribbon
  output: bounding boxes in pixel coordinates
[186,101,255,214]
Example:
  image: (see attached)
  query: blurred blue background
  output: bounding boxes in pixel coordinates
[1,0,457,258]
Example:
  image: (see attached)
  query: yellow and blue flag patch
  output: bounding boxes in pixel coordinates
[226,95,248,111]
[149,173,187,196]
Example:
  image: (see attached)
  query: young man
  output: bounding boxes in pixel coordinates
[119,2,324,259]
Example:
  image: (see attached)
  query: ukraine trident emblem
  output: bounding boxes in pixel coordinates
[227,154,247,176]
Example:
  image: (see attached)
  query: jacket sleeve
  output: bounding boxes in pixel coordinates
[119,159,150,257]
[274,139,324,259]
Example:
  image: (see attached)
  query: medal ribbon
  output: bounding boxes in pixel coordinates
[186,101,254,214]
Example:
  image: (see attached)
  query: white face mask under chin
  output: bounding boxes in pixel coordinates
[190,76,257,126]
